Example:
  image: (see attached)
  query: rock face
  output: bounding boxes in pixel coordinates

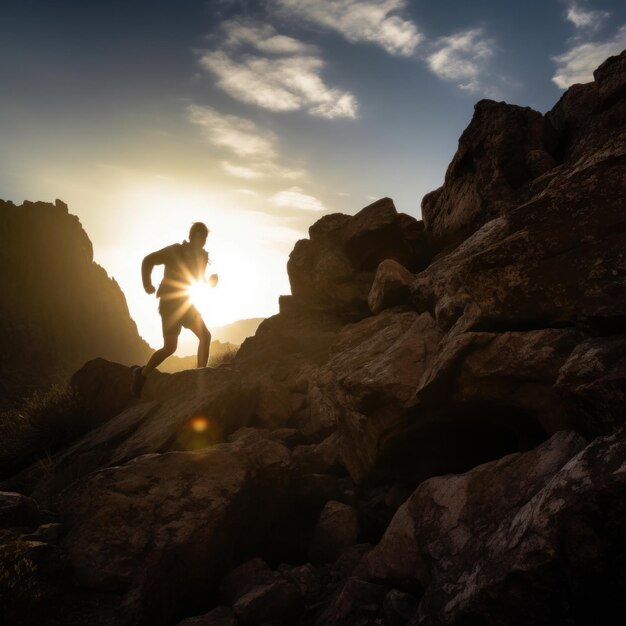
[287,197,431,320]
[355,426,626,626]
[0,199,152,408]
[421,100,560,252]
[1,51,625,626]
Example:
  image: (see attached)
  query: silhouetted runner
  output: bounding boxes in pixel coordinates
[131,221,218,398]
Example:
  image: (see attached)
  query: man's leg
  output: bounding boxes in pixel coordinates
[189,315,211,368]
[142,334,178,376]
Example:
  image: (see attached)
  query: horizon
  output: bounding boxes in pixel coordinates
[2,0,625,354]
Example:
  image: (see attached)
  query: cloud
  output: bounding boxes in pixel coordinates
[199,49,358,119]
[274,0,422,57]
[187,104,309,184]
[221,19,317,54]
[187,105,276,158]
[236,188,261,197]
[565,1,610,31]
[221,161,264,179]
[221,159,306,181]
[552,23,626,88]
[269,186,326,211]
[198,18,358,119]
[426,28,494,92]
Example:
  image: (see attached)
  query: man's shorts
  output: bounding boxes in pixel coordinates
[158,296,201,337]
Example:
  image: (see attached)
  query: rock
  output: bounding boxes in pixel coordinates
[250,375,292,429]
[278,562,323,603]
[360,427,626,623]
[313,309,444,482]
[176,606,237,626]
[303,384,340,439]
[368,259,415,314]
[412,53,626,339]
[287,198,429,319]
[415,327,586,437]
[20,522,63,544]
[555,334,626,438]
[4,362,258,504]
[60,436,293,624]
[314,576,388,625]
[292,433,343,475]
[69,358,135,421]
[220,557,303,625]
[0,491,43,530]
[383,589,419,626]
[421,99,559,252]
[0,199,152,407]
[310,500,360,565]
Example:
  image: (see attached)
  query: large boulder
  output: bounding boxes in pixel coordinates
[60,435,294,625]
[287,198,430,319]
[357,426,626,625]
[313,309,444,482]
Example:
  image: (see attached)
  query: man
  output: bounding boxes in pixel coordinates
[131,221,218,398]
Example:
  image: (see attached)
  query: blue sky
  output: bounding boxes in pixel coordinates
[1,0,625,350]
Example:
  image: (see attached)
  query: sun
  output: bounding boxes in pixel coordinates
[186,278,246,328]
[187,280,210,310]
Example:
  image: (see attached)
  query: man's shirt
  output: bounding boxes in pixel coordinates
[142,241,208,300]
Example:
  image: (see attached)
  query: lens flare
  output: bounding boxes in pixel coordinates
[189,416,209,432]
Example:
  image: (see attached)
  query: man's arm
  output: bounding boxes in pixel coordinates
[141,246,171,294]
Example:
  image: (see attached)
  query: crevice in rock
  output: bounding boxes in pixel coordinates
[375,402,548,485]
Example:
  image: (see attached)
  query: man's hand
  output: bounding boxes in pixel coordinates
[209,274,219,288]
[145,284,156,295]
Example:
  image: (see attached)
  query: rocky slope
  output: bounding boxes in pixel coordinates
[1,51,625,625]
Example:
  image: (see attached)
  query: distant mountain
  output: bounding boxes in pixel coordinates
[0,199,153,408]
[210,317,264,345]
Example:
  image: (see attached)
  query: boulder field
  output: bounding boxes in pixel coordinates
[1,51,625,625]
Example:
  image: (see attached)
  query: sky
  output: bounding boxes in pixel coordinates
[1,0,625,354]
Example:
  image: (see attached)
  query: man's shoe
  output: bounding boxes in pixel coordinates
[131,365,147,398]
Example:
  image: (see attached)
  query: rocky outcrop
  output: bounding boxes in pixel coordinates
[1,50,625,626]
[287,197,432,320]
[421,101,560,252]
[0,199,152,408]
[344,426,626,625]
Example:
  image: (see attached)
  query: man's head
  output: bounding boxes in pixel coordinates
[189,222,209,249]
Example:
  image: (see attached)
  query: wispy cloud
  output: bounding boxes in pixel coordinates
[552,23,626,88]
[199,18,358,119]
[236,188,261,197]
[221,19,317,54]
[187,105,308,183]
[269,186,326,211]
[564,1,609,31]
[221,160,264,179]
[274,0,423,57]
[200,50,358,118]
[222,159,306,181]
[426,28,495,94]
[187,105,276,158]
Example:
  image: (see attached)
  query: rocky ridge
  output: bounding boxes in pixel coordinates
[0,51,625,625]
